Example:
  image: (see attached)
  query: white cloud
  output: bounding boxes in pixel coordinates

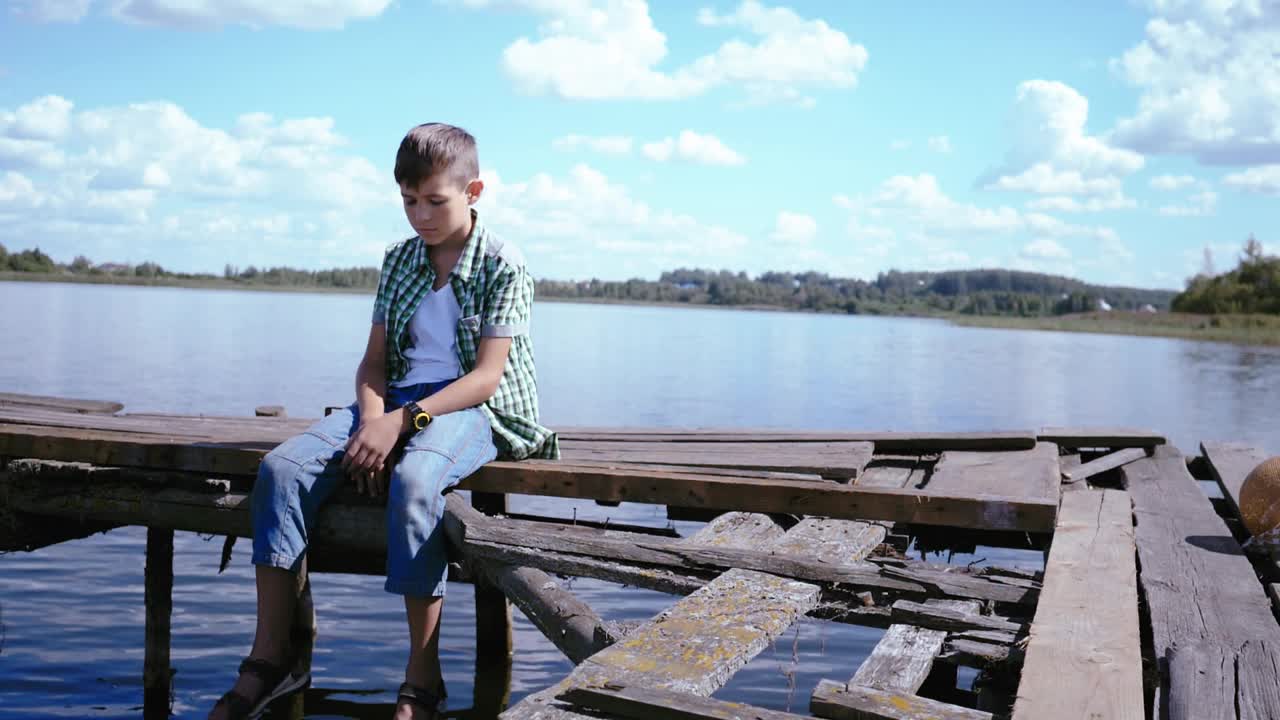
[1110,1,1280,164]
[1150,173,1196,190]
[640,130,745,166]
[0,94,401,270]
[927,135,952,154]
[12,0,392,29]
[1223,164,1280,195]
[553,134,634,155]
[771,211,817,244]
[983,80,1143,211]
[476,163,749,278]
[462,0,867,105]
[1158,189,1218,216]
[1022,238,1071,260]
[9,0,91,22]
[1027,193,1138,213]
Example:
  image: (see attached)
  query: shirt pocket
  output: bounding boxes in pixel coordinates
[459,314,481,334]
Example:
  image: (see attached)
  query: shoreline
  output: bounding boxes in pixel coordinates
[5,275,1278,347]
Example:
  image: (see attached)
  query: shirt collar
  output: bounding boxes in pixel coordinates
[411,208,484,287]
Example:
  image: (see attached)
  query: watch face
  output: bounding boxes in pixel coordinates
[414,413,430,430]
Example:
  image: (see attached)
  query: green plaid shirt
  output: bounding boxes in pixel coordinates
[372,211,559,460]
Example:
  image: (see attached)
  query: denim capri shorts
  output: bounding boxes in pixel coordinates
[249,381,498,597]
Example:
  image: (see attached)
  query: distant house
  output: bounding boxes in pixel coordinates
[1097,298,1113,311]
[1140,304,1158,313]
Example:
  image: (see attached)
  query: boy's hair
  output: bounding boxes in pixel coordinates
[394,123,479,189]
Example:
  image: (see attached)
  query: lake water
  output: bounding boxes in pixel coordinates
[2,280,1279,718]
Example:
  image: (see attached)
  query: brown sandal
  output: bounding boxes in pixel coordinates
[396,680,447,717]
[212,657,310,720]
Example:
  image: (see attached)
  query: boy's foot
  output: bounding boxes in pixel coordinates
[393,680,446,720]
[208,657,310,720]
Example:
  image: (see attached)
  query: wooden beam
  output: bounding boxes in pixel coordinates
[503,568,821,719]
[1121,446,1280,720]
[810,680,993,720]
[1061,447,1148,483]
[851,622,952,694]
[465,461,1058,532]
[143,528,173,720]
[558,683,812,720]
[555,428,1038,452]
[1038,427,1166,449]
[1011,489,1142,720]
[0,391,123,414]
[470,491,514,666]
[889,600,1023,635]
[560,439,873,479]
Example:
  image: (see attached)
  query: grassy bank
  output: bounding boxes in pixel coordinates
[0,271,370,294]
[950,311,1280,346]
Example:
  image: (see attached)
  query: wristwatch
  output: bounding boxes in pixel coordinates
[403,401,433,432]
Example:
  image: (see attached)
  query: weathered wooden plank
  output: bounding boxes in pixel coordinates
[1121,446,1280,720]
[768,517,886,562]
[684,510,787,547]
[924,442,1060,502]
[558,683,812,720]
[503,568,820,719]
[0,421,1057,531]
[852,599,978,694]
[1061,447,1147,483]
[1200,441,1280,625]
[1039,426,1166,449]
[888,600,1023,635]
[852,625,946,693]
[810,680,993,720]
[462,517,1035,604]
[1011,489,1143,720]
[556,428,1038,452]
[467,461,1058,532]
[1168,640,1280,720]
[561,440,874,479]
[0,392,123,415]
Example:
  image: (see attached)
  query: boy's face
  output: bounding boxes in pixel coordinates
[400,173,483,248]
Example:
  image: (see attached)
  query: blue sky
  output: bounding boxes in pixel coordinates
[1,1,1277,288]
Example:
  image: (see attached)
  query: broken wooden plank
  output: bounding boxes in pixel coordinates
[466,461,1058,532]
[1121,446,1280,720]
[440,495,612,665]
[1038,426,1166,449]
[503,568,820,718]
[810,680,993,720]
[924,442,1060,503]
[683,510,787,548]
[767,516,886,563]
[0,392,123,415]
[888,600,1023,635]
[1011,489,1142,720]
[558,682,811,720]
[1061,447,1147,483]
[852,603,980,694]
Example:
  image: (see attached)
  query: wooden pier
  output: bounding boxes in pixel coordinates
[2,392,1279,719]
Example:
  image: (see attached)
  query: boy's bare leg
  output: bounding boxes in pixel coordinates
[207,565,297,720]
[395,596,444,719]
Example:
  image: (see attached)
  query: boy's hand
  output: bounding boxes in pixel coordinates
[342,412,401,495]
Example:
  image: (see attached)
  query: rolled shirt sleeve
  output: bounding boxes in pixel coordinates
[371,249,393,325]
[481,265,532,338]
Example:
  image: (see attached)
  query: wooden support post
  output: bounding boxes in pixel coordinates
[471,490,513,666]
[143,527,173,720]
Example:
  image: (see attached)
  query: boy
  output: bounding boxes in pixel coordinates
[210,123,558,720]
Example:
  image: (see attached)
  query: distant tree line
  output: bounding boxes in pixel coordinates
[1174,235,1280,314]
[537,267,1175,317]
[0,241,1179,317]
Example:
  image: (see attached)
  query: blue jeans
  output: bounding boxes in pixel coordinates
[250,381,498,597]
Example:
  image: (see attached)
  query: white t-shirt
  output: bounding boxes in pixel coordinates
[391,284,463,386]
